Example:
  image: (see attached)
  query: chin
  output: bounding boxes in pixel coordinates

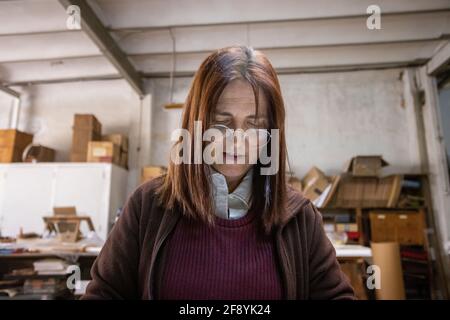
[212,164,251,178]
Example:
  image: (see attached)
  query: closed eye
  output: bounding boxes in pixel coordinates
[212,119,232,126]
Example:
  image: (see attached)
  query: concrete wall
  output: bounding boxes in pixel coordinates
[149,68,422,178]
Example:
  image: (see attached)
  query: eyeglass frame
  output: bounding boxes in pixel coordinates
[208,123,272,148]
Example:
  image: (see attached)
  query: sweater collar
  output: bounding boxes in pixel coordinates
[210,167,253,220]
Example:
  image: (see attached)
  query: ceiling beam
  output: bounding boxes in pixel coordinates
[3,75,122,87]
[1,40,437,84]
[108,8,450,32]
[1,60,425,87]
[1,38,444,65]
[0,84,20,98]
[2,8,449,37]
[2,9,448,64]
[2,8,448,37]
[141,61,427,78]
[58,0,145,97]
[427,41,450,75]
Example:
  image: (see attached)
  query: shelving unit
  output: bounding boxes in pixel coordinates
[320,174,449,299]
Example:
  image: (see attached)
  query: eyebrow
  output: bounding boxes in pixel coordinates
[214,111,266,120]
[217,97,256,103]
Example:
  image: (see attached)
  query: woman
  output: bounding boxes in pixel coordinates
[83,46,354,300]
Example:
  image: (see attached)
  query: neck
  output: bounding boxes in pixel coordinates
[225,169,252,193]
[226,176,244,193]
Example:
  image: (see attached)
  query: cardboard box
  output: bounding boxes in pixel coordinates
[141,166,167,183]
[71,129,102,162]
[70,114,102,162]
[23,145,55,162]
[0,129,34,163]
[344,155,388,177]
[301,167,329,202]
[369,210,425,245]
[101,134,129,169]
[73,114,102,132]
[288,176,302,193]
[102,134,128,152]
[87,141,120,166]
[317,175,341,208]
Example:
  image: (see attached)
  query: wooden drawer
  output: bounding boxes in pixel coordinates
[369,210,425,245]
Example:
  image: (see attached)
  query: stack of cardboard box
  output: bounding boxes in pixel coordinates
[299,155,405,209]
[0,129,34,163]
[70,114,129,169]
[70,114,102,162]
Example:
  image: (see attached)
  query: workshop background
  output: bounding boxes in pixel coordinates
[0,0,450,300]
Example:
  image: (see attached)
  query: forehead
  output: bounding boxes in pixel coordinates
[216,79,268,116]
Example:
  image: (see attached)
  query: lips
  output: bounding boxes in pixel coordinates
[223,152,245,163]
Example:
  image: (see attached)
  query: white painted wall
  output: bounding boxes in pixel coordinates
[148,68,422,178]
[0,79,151,196]
[0,91,15,129]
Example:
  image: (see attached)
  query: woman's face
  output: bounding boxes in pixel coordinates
[210,79,269,180]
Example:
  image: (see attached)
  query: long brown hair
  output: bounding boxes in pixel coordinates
[157,45,288,233]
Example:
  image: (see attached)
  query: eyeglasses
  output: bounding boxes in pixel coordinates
[209,124,271,148]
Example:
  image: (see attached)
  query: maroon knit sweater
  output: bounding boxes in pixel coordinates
[157,209,283,300]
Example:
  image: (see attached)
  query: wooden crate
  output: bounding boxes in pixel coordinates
[73,114,101,132]
[70,114,102,162]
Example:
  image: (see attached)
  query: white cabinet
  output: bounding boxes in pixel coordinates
[0,163,129,242]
